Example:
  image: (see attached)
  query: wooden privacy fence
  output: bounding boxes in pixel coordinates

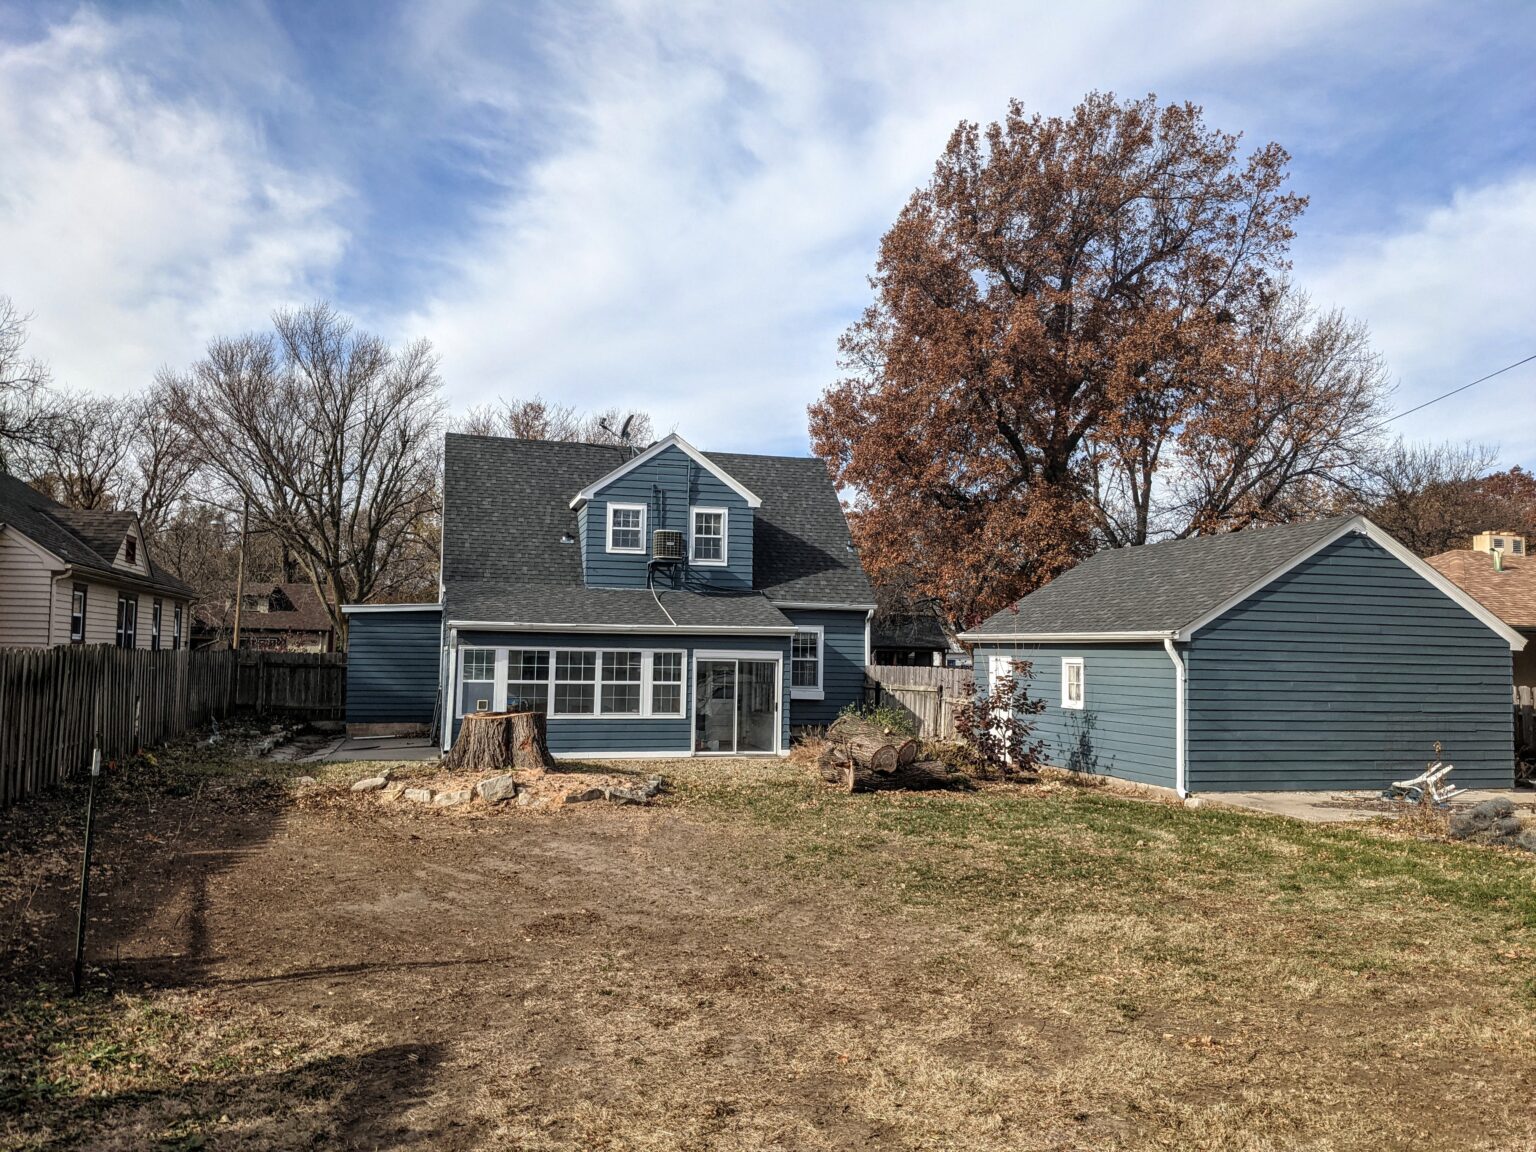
[1517,685,1535,752]
[0,646,347,807]
[864,665,973,742]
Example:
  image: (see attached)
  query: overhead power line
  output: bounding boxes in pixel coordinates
[1380,351,1536,426]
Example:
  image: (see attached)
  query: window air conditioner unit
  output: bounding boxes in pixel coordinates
[653,529,685,561]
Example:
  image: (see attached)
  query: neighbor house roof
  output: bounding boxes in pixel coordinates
[441,434,874,610]
[0,472,194,599]
[195,583,335,634]
[961,515,1526,650]
[1426,550,1536,630]
[871,611,951,652]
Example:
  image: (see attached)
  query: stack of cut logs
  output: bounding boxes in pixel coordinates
[817,714,961,793]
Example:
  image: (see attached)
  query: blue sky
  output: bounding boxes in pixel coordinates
[1,0,1533,464]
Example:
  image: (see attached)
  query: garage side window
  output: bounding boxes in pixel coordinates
[460,648,496,715]
[1061,657,1084,710]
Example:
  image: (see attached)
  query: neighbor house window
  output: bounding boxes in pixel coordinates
[115,594,138,649]
[150,600,162,651]
[606,503,647,553]
[70,585,87,644]
[1515,540,1526,556]
[651,651,683,716]
[554,650,598,715]
[125,536,137,565]
[172,604,183,651]
[1061,657,1084,710]
[459,648,496,715]
[1493,537,1506,551]
[690,507,727,565]
[791,626,823,699]
[505,650,550,713]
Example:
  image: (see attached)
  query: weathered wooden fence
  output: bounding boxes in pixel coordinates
[864,665,973,741]
[0,646,347,807]
[1517,685,1535,753]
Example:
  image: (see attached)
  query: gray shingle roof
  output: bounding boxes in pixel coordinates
[447,581,795,631]
[0,472,194,598]
[442,434,874,606]
[967,516,1357,637]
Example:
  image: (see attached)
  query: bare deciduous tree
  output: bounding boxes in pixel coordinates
[456,394,655,447]
[166,302,444,643]
[0,295,58,471]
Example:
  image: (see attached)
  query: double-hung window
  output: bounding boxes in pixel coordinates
[651,651,684,715]
[172,604,183,651]
[460,648,496,715]
[1061,657,1085,710]
[601,651,643,714]
[606,503,647,553]
[554,651,598,714]
[69,585,87,644]
[791,627,823,699]
[506,650,550,713]
[115,594,137,649]
[690,507,727,565]
[151,600,163,650]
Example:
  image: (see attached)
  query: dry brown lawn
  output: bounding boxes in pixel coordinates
[3,742,1535,1150]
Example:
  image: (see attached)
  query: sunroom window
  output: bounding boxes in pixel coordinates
[459,648,496,715]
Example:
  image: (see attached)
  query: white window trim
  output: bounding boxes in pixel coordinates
[790,625,824,701]
[457,645,688,720]
[689,506,729,567]
[605,502,648,554]
[1061,656,1084,710]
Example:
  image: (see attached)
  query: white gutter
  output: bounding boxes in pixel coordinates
[958,630,1176,644]
[341,602,442,614]
[1163,638,1188,798]
[769,600,878,612]
[447,619,797,636]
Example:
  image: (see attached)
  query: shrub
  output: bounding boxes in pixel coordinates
[952,659,1046,779]
[836,700,918,737]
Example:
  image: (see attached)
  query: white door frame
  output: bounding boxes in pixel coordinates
[692,649,783,756]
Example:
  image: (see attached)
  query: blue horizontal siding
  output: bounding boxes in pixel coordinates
[782,608,867,725]
[582,445,754,592]
[346,609,441,724]
[1187,532,1514,791]
[973,643,1176,789]
[455,629,790,755]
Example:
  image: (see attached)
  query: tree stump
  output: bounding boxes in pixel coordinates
[444,711,554,773]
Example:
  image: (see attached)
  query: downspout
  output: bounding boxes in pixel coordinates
[441,625,459,753]
[863,607,874,666]
[1163,638,1188,798]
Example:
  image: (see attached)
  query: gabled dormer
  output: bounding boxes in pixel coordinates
[569,433,758,592]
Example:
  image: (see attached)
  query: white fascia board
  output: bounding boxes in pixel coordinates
[569,432,762,510]
[1175,516,1529,651]
[447,619,796,636]
[341,602,443,614]
[958,630,1175,644]
[769,600,878,611]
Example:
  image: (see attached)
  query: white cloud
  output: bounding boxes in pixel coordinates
[402,0,1389,453]
[1306,172,1536,467]
[0,11,347,392]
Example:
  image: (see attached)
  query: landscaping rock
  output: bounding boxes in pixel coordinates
[1183,797,1203,810]
[380,782,407,802]
[351,776,388,793]
[605,786,649,805]
[293,776,318,787]
[433,789,473,807]
[565,787,607,804]
[642,776,665,797]
[516,791,551,810]
[404,787,434,804]
[475,774,520,804]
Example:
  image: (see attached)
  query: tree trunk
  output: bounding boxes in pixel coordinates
[840,734,899,774]
[894,738,918,766]
[817,745,876,793]
[443,710,554,773]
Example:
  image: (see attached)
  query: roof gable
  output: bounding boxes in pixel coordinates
[570,433,761,509]
[962,516,1526,651]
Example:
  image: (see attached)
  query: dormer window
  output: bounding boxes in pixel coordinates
[606,503,646,554]
[125,535,137,564]
[690,507,727,566]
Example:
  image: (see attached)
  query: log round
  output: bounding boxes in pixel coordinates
[443,710,555,773]
[894,738,919,767]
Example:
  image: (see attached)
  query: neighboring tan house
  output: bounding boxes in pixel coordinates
[1428,531,1536,688]
[0,472,194,650]
[192,583,336,652]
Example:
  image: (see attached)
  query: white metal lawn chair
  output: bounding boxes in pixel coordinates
[1385,761,1461,806]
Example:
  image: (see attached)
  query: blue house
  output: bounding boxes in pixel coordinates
[960,515,1525,795]
[344,432,875,758]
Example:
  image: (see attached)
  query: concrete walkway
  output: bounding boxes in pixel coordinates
[299,735,441,763]
[1209,788,1536,824]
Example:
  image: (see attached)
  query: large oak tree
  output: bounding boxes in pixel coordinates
[811,93,1385,626]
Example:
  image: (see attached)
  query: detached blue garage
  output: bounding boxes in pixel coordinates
[961,516,1525,795]
[342,604,443,736]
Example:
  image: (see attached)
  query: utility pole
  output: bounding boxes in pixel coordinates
[230,492,250,650]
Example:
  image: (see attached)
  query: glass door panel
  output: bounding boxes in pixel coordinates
[695,659,736,753]
[736,660,778,754]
